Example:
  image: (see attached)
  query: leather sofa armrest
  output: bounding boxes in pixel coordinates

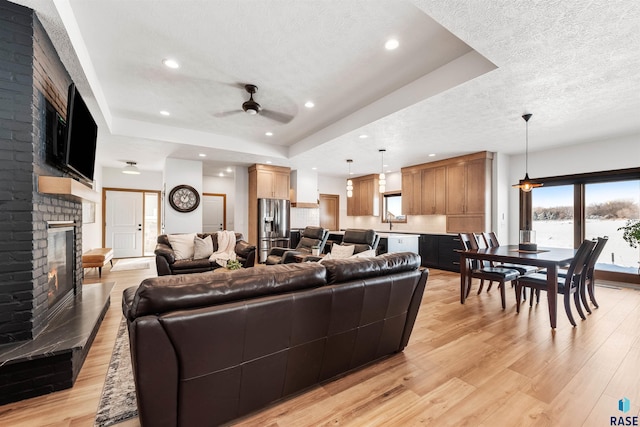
[304,255,323,262]
[268,247,288,257]
[282,250,304,264]
[235,240,256,258]
[154,243,176,264]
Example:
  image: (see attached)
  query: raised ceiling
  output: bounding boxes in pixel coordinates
[12,0,640,178]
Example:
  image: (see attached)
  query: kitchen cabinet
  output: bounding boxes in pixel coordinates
[445,155,491,233]
[420,166,446,214]
[251,165,290,199]
[418,234,460,272]
[347,174,379,216]
[401,170,422,215]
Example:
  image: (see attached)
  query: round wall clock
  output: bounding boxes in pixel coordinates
[168,185,200,212]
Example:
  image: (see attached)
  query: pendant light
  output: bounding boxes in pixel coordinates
[346,159,353,198]
[378,149,386,193]
[512,113,542,192]
[122,161,141,175]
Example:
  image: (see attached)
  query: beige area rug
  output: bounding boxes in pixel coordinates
[110,257,151,272]
[94,318,138,427]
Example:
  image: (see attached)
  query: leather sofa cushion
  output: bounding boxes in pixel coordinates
[128,263,326,320]
[323,252,420,285]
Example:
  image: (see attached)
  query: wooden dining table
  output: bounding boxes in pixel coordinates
[458,245,577,328]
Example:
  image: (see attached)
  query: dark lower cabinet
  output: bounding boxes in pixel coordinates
[418,234,460,272]
[377,237,388,255]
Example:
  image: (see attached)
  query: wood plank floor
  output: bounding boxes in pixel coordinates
[1,263,639,426]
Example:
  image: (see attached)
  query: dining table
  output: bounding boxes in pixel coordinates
[458,244,577,328]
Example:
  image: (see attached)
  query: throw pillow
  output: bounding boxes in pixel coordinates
[193,235,214,260]
[167,233,197,260]
[330,243,355,259]
[352,249,376,258]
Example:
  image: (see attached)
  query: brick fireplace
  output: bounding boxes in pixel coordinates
[0,1,110,404]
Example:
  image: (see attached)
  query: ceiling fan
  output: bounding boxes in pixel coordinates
[215,84,294,124]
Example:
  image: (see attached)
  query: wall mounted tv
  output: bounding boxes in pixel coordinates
[64,83,98,183]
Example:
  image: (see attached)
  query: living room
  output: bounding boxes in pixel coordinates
[1,0,639,425]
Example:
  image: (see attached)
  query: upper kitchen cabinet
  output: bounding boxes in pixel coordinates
[421,166,446,215]
[401,169,422,216]
[250,164,291,200]
[445,152,492,233]
[347,174,379,216]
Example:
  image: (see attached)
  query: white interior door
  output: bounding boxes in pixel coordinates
[105,190,144,258]
[203,194,225,233]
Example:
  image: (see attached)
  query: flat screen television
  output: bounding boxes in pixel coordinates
[64,83,98,183]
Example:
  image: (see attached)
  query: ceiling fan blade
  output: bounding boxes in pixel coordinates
[213,109,243,118]
[260,109,294,124]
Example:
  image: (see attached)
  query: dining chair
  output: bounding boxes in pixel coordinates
[458,233,520,309]
[579,236,608,313]
[515,239,596,326]
[482,232,540,275]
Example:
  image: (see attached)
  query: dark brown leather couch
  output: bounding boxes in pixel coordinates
[154,232,256,275]
[122,252,428,427]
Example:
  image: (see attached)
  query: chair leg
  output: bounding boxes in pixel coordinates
[588,281,599,308]
[573,290,586,320]
[515,282,523,313]
[579,279,592,315]
[529,288,535,307]
[477,279,485,295]
[486,281,494,292]
[465,277,473,299]
[564,293,577,327]
[499,281,506,310]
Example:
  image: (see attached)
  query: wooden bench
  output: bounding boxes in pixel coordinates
[82,248,113,278]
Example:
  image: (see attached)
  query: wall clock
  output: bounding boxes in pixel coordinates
[168,185,200,212]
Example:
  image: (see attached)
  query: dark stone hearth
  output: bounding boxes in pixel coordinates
[0,282,113,405]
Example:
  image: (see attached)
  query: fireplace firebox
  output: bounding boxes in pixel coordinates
[47,225,75,309]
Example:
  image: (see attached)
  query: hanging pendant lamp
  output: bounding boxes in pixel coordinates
[346,159,353,198]
[378,149,386,193]
[512,113,542,192]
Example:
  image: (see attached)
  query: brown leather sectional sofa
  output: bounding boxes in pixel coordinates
[122,252,428,426]
[154,232,256,275]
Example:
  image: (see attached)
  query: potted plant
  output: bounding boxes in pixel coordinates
[226,259,243,271]
[618,219,640,248]
[618,219,640,274]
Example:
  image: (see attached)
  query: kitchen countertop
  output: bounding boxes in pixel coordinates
[326,230,456,237]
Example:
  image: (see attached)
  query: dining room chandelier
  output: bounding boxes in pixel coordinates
[378,149,386,193]
[512,113,543,192]
[346,159,353,198]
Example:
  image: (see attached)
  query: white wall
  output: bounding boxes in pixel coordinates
[163,158,203,234]
[507,134,639,244]
[233,167,249,239]
[102,167,163,190]
[81,166,103,252]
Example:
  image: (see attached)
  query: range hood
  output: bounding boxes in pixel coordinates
[290,169,319,208]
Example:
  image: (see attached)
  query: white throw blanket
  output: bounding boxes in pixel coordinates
[209,231,237,267]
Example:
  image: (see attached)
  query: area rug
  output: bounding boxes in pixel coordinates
[110,258,151,272]
[94,318,138,427]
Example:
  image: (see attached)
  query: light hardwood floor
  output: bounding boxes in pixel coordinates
[1,262,639,426]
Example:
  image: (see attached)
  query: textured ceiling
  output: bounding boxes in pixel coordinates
[12,0,640,178]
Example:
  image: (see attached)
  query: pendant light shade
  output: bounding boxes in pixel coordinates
[378,149,386,193]
[122,161,141,175]
[512,113,542,192]
[346,159,353,198]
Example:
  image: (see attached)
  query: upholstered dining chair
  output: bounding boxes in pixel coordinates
[579,236,608,313]
[265,226,328,264]
[481,232,540,275]
[515,239,596,326]
[458,233,520,309]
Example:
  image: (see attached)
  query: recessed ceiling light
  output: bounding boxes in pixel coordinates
[266,160,272,164]
[160,110,170,116]
[219,173,224,177]
[385,39,399,50]
[226,167,232,173]
[304,101,315,108]
[198,153,206,157]
[428,153,436,157]
[312,167,317,170]
[265,131,273,136]
[359,134,368,139]
[162,58,180,69]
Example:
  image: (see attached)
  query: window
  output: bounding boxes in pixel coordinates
[532,185,574,248]
[522,167,640,281]
[382,193,406,223]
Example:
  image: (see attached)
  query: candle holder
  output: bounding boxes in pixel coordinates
[519,230,537,251]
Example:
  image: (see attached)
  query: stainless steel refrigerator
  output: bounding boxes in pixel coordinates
[257,198,290,263]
